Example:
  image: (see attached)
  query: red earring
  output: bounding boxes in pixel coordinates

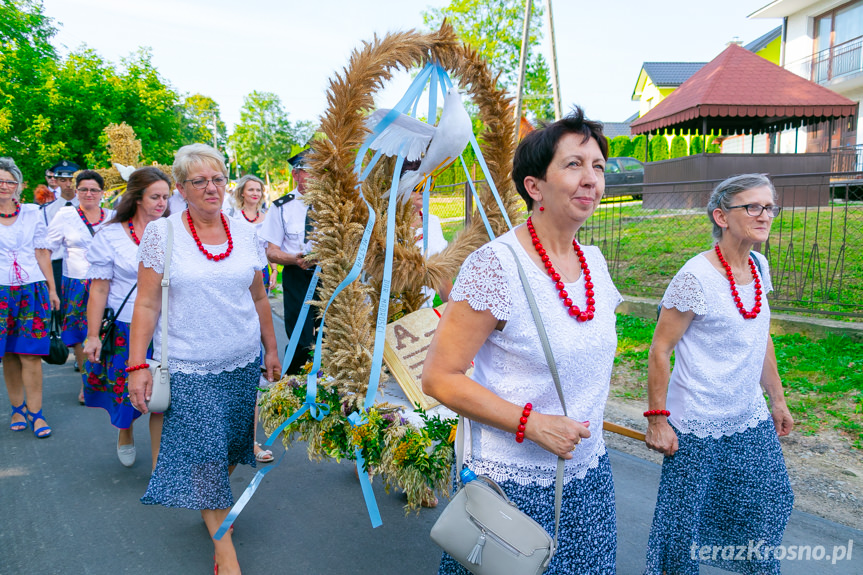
[538,206,545,212]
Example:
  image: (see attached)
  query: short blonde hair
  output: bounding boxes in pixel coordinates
[172,143,227,184]
[232,174,266,212]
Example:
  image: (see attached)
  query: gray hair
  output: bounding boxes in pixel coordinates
[706,174,777,241]
[172,143,227,184]
[0,157,23,198]
[232,174,267,212]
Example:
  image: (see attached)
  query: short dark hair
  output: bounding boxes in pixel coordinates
[75,170,104,189]
[109,167,172,224]
[512,107,608,211]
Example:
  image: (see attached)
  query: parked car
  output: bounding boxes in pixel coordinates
[605,157,643,198]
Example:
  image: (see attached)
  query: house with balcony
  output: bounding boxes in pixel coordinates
[751,0,863,151]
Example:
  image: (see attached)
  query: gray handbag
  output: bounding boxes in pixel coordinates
[145,219,173,413]
[430,242,568,574]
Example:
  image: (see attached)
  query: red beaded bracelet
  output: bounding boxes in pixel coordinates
[125,363,149,374]
[643,409,670,417]
[515,402,533,443]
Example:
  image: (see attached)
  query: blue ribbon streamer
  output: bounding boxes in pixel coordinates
[459,155,495,240]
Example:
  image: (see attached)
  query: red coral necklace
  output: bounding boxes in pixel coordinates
[128,221,140,245]
[241,208,258,223]
[527,217,595,322]
[77,206,105,227]
[186,210,233,261]
[0,200,20,219]
[714,244,762,319]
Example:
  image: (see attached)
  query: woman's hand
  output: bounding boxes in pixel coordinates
[771,403,793,437]
[49,290,60,311]
[525,414,591,460]
[263,350,281,383]
[82,336,101,363]
[128,369,153,414]
[645,418,679,456]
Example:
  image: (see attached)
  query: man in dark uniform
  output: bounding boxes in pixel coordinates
[40,160,80,308]
[259,150,319,374]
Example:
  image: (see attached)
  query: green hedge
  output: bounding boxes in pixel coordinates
[631,135,647,162]
[610,135,634,158]
[670,135,688,158]
[649,134,669,161]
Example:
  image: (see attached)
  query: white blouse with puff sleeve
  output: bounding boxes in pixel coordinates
[660,252,773,439]
[137,211,267,375]
[85,222,139,323]
[45,206,113,279]
[0,204,50,286]
[449,230,622,487]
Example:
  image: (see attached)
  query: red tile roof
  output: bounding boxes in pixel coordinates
[630,43,858,135]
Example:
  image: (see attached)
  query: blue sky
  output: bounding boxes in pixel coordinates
[43,0,781,131]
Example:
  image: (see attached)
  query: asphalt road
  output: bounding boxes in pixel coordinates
[1,312,861,574]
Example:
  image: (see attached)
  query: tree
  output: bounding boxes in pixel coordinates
[690,135,704,155]
[180,94,227,149]
[631,135,647,162]
[610,136,633,158]
[229,91,301,182]
[423,0,554,122]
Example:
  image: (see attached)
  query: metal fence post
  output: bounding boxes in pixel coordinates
[464,180,473,227]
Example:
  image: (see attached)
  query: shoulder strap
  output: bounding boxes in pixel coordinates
[750,251,762,275]
[502,241,566,548]
[114,282,138,317]
[160,220,173,365]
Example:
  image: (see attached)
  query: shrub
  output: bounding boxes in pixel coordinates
[610,136,633,158]
[649,134,669,161]
[690,135,704,154]
[632,135,647,161]
[670,135,688,158]
[706,135,722,153]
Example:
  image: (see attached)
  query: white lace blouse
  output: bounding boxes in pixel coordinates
[85,222,140,323]
[450,230,622,487]
[45,206,114,279]
[0,204,50,286]
[661,252,772,438]
[137,212,267,375]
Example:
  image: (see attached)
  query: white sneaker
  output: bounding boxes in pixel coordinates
[117,431,136,468]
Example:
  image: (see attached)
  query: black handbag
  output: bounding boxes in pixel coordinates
[43,310,68,365]
[98,283,137,365]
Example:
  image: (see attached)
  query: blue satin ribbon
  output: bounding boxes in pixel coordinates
[460,154,495,240]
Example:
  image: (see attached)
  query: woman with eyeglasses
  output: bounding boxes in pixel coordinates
[46,170,115,403]
[1,157,61,438]
[644,174,794,574]
[127,144,280,574]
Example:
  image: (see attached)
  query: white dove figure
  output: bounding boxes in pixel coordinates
[112,162,136,182]
[366,86,472,202]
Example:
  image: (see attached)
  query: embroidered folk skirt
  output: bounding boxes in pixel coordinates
[141,361,259,510]
[0,281,51,358]
[438,453,617,575]
[645,418,794,575]
[83,320,151,429]
[60,276,89,346]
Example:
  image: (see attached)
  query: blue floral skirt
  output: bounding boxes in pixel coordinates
[141,361,259,510]
[60,276,89,346]
[645,418,794,575]
[439,453,617,575]
[83,320,152,429]
[0,281,51,358]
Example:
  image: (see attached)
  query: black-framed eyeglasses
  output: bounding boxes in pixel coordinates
[184,176,228,190]
[76,187,103,195]
[726,204,782,218]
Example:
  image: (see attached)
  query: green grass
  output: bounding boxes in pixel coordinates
[611,314,863,448]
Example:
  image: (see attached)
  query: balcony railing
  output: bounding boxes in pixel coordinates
[787,36,863,84]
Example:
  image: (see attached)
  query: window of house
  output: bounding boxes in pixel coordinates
[814,0,863,53]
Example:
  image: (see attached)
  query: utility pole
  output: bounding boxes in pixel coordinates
[212,112,218,149]
[513,0,532,145]
[545,0,562,121]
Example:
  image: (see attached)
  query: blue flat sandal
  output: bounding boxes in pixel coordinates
[26,409,51,438]
[10,402,28,431]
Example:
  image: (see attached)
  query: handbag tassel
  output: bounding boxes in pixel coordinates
[467,532,486,565]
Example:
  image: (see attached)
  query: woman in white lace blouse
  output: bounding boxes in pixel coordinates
[127,144,280,575]
[644,174,793,575]
[423,109,620,574]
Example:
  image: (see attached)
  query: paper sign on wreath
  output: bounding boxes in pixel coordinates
[383,304,473,411]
